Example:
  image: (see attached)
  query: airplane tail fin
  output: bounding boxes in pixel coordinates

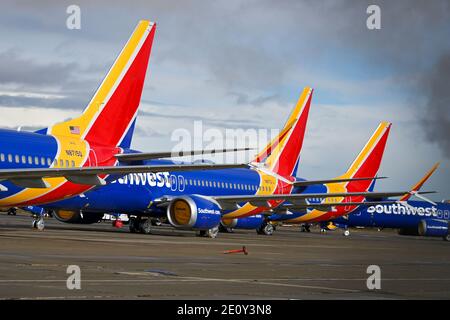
[253,87,313,178]
[340,122,391,192]
[399,162,440,201]
[49,20,156,148]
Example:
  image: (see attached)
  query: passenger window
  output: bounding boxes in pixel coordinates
[66,160,70,168]
[0,153,4,162]
[71,160,75,167]
[40,157,45,166]
[7,154,12,162]
[15,155,20,163]
[28,156,33,165]
[60,159,64,167]
[47,158,52,166]
[53,159,57,167]
[34,156,39,165]
[21,155,26,164]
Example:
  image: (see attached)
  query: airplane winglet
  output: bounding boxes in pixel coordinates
[399,162,440,201]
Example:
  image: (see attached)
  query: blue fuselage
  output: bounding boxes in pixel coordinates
[42,158,261,215]
[0,129,58,200]
[332,201,450,229]
[36,159,329,218]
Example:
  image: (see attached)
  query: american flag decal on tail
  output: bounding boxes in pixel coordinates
[69,126,80,135]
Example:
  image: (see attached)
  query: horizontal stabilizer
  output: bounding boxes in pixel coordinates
[116,148,252,162]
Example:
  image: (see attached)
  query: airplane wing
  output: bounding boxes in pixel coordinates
[212,191,434,210]
[115,148,252,162]
[0,163,248,190]
[274,201,397,213]
[293,176,387,187]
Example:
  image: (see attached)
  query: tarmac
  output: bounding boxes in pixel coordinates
[0,213,449,300]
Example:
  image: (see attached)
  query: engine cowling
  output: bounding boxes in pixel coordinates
[418,219,449,237]
[54,210,104,224]
[167,195,221,230]
[221,215,265,230]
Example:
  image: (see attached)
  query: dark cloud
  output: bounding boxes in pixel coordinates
[0,50,76,87]
[421,53,450,158]
[0,49,106,110]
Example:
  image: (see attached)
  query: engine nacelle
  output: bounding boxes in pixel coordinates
[221,215,265,230]
[167,195,221,230]
[418,219,449,237]
[54,210,104,224]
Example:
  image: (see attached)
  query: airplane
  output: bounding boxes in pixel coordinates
[21,87,424,238]
[323,163,450,241]
[262,121,433,232]
[0,20,248,218]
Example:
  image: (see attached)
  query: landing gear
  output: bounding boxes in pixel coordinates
[151,218,162,226]
[343,229,350,237]
[257,222,274,235]
[300,224,311,233]
[320,228,327,234]
[7,208,17,216]
[219,224,233,233]
[443,234,450,242]
[198,226,219,238]
[32,215,45,231]
[129,217,140,233]
[139,218,152,234]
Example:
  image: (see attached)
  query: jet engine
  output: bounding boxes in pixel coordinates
[167,195,221,231]
[418,219,449,237]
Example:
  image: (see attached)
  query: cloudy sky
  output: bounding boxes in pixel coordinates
[0,0,449,200]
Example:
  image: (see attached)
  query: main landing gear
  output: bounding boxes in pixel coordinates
[300,223,311,233]
[129,217,152,234]
[256,221,274,236]
[31,215,45,231]
[219,224,234,233]
[198,226,219,239]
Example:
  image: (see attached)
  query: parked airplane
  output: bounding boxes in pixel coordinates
[326,163,450,241]
[269,122,428,229]
[22,87,420,237]
[0,21,246,213]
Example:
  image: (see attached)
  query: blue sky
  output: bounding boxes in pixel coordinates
[0,0,448,200]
